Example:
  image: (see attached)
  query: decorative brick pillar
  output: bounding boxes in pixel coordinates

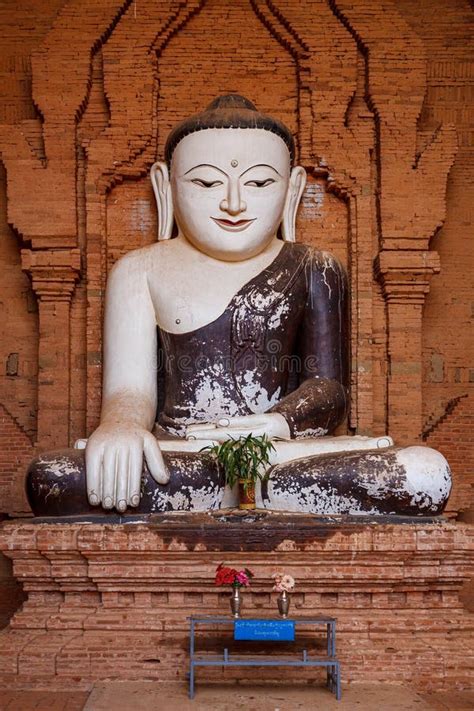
[21,249,81,450]
[375,250,440,444]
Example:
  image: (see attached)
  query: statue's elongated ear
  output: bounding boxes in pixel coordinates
[150,161,173,241]
[281,166,307,243]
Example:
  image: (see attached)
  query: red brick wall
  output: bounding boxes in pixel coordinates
[0,520,471,691]
[0,547,25,630]
[0,0,472,515]
[0,404,34,513]
[0,164,38,442]
[424,394,474,517]
[400,0,474,515]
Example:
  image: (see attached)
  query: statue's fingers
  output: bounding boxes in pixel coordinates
[144,433,169,484]
[99,458,105,503]
[102,447,117,509]
[85,445,102,506]
[187,422,217,431]
[128,446,143,507]
[191,427,265,442]
[186,428,225,441]
[217,416,263,428]
[115,449,129,513]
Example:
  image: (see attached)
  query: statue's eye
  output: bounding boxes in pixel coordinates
[244,179,275,188]
[191,179,223,188]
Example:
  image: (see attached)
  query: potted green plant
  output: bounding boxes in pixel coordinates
[204,434,275,510]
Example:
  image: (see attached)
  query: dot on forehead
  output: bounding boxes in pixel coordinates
[171,129,292,175]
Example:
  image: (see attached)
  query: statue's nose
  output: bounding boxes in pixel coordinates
[220,179,246,215]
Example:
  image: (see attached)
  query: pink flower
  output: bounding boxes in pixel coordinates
[236,571,249,586]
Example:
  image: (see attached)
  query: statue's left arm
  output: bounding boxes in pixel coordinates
[268,250,349,437]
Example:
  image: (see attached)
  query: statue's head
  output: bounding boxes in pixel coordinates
[151,95,306,261]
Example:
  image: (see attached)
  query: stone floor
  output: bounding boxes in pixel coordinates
[0,684,473,710]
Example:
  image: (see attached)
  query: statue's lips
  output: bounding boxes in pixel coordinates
[211,217,256,232]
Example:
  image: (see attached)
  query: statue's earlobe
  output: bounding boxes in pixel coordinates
[281,166,307,243]
[150,161,174,241]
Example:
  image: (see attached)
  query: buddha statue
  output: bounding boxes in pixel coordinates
[27,95,451,517]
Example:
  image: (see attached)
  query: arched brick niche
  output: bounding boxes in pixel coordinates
[156,0,298,156]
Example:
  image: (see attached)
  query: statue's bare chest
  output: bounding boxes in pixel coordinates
[150,270,229,333]
[147,241,284,334]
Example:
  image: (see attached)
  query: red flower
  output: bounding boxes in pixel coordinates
[214,563,255,588]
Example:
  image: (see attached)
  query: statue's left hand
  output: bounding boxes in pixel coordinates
[185,413,290,442]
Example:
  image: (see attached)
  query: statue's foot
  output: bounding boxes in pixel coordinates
[260,446,451,516]
[26,449,224,516]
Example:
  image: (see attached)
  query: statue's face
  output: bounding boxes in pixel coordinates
[170,128,291,261]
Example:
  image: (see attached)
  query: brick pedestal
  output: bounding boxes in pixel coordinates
[0,515,472,691]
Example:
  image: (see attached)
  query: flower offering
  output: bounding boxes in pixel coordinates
[272,572,296,593]
[215,563,254,588]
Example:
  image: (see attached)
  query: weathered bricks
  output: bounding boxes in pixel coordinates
[0,518,472,690]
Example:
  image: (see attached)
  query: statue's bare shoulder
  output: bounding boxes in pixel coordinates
[105,241,187,316]
[108,241,172,282]
[106,239,207,332]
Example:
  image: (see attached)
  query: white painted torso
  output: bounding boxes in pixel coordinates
[146,235,284,334]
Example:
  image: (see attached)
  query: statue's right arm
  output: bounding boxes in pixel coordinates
[85,250,169,512]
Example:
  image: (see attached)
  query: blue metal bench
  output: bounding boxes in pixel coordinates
[188,615,341,700]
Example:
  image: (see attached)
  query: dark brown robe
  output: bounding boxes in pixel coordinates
[157,242,348,438]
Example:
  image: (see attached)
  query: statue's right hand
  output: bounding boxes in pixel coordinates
[85,424,169,513]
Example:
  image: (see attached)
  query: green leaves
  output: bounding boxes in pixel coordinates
[202,434,275,489]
